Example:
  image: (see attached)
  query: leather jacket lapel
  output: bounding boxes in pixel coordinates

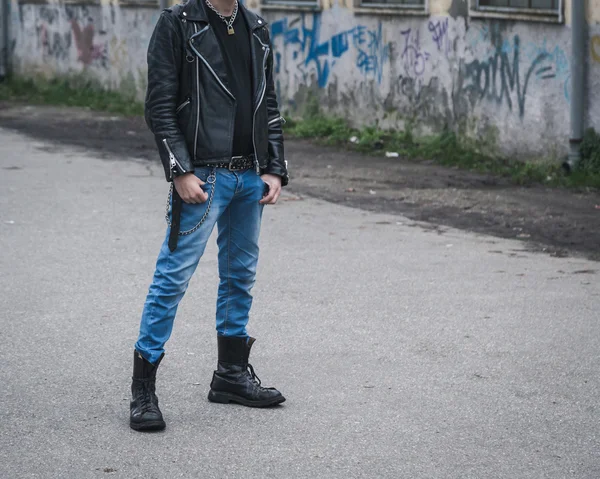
[184,1,269,105]
[240,4,269,109]
[251,32,269,111]
[249,25,260,107]
[189,26,232,95]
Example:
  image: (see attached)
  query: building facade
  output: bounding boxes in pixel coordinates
[3,0,600,158]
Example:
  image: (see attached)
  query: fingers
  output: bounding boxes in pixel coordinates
[178,183,208,204]
[187,186,208,204]
[186,189,208,204]
[259,183,281,205]
[173,173,210,204]
[187,177,207,203]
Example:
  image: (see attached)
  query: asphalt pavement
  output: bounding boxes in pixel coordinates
[0,127,599,479]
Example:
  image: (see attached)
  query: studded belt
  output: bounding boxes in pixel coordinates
[205,155,256,171]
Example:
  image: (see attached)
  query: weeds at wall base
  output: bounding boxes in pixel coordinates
[285,114,600,190]
[0,75,143,117]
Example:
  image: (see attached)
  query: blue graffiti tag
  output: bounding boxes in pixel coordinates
[355,23,389,83]
[270,14,390,88]
[271,14,330,87]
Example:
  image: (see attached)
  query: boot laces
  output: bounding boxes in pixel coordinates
[133,379,159,413]
[246,364,277,392]
[246,363,262,387]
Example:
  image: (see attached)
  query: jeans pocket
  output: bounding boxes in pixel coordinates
[166,168,217,235]
[179,184,216,235]
[194,167,213,184]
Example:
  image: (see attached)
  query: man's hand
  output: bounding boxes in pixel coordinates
[173,173,208,204]
[259,174,282,205]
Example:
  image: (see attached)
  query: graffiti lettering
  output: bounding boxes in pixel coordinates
[269,15,570,124]
[461,36,555,118]
[400,28,430,77]
[271,14,390,88]
[355,23,389,83]
[428,18,450,57]
[271,15,330,87]
[522,39,570,100]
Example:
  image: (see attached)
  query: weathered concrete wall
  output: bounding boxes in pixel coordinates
[10,0,159,97]
[6,0,600,159]
[265,6,589,158]
[587,3,600,148]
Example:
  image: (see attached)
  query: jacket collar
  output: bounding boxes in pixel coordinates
[181,0,268,30]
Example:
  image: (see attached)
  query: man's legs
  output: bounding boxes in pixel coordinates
[214,169,265,337]
[131,168,234,431]
[208,169,285,407]
[136,168,230,362]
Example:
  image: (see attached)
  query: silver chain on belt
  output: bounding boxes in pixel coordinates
[165,170,217,236]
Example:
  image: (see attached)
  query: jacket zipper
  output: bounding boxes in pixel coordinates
[192,23,203,160]
[252,32,269,173]
[162,138,184,179]
[189,26,235,100]
[176,98,191,114]
[268,116,285,126]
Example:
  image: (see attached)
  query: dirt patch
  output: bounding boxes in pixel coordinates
[1,102,599,261]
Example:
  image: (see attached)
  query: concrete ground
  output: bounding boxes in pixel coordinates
[1,104,599,260]
[0,127,599,478]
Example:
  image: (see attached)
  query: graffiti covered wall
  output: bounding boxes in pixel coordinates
[267,6,582,158]
[6,0,600,158]
[586,0,600,142]
[10,0,160,97]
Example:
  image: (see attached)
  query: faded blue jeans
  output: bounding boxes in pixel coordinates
[135,167,266,364]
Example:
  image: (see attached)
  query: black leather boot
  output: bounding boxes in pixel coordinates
[208,336,286,407]
[130,350,166,431]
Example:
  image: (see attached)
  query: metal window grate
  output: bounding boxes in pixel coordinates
[361,0,425,6]
[477,0,558,10]
[263,0,319,4]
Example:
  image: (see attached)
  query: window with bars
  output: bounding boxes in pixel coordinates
[476,0,559,11]
[360,0,425,7]
[471,0,562,21]
[262,0,319,5]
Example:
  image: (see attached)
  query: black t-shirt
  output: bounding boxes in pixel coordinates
[206,7,254,157]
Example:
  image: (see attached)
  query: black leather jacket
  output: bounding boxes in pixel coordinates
[145,0,288,185]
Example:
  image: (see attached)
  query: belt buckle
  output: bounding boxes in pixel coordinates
[228,156,245,171]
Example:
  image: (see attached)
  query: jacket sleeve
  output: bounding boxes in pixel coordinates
[262,39,289,187]
[145,11,194,181]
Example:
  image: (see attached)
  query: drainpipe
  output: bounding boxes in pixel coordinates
[0,0,9,80]
[567,0,586,169]
[159,0,169,11]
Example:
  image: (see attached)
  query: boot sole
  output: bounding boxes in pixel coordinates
[207,390,286,408]
[130,420,166,431]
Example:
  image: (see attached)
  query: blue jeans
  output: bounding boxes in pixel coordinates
[135,167,266,364]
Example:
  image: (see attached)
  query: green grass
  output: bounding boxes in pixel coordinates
[286,114,600,189]
[0,75,143,116]
[2,75,599,189]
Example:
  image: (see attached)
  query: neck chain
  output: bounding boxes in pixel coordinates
[205,0,238,35]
